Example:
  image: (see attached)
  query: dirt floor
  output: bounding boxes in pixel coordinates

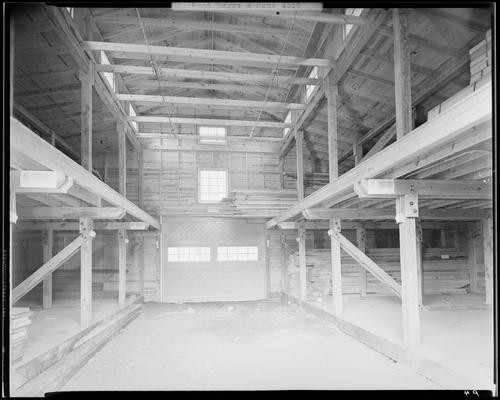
[60,300,441,391]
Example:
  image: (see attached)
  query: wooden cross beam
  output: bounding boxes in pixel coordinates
[131,115,290,129]
[354,179,493,200]
[14,221,150,231]
[17,207,127,220]
[85,41,335,68]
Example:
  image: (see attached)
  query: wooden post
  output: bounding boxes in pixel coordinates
[42,230,54,309]
[396,194,421,349]
[79,217,93,327]
[353,142,362,165]
[298,226,307,302]
[295,130,304,200]
[278,156,285,190]
[330,217,342,315]
[356,226,367,297]
[139,237,145,296]
[118,229,127,306]
[280,233,287,294]
[79,63,94,172]
[264,234,271,298]
[482,217,493,305]
[118,121,127,197]
[415,218,424,306]
[326,75,339,179]
[393,9,413,139]
[467,222,479,293]
[440,229,447,247]
[138,147,144,208]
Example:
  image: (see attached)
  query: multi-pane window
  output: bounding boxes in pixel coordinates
[217,246,258,261]
[344,8,364,39]
[167,247,211,262]
[199,126,226,144]
[99,51,115,92]
[283,111,292,137]
[129,103,138,131]
[305,66,319,102]
[199,169,228,202]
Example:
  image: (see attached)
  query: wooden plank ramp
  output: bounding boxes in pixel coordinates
[12,296,142,396]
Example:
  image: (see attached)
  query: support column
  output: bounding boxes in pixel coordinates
[278,157,285,190]
[139,237,145,297]
[467,222,480,293]
[393,8,413,139]
[396,194,421,349]
[280,233,287,294]
[118,121,127,197]
[415,219,424,305]
[79,62,94,172]
[298,226,307,302]
[42,230,54,309]
[329,217,342,315]
[118,229,127,306]
[138,147,144,208]
[482,217,493,305]
[326,75,339,179]
[356,225,367,297]
[295,130,304,200]
[79,217,93,327]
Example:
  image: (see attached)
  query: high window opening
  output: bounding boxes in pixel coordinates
[66,7,74,18]
[217,246,259,261]
[198,169,228,203]
[129,103,137,131]
[99,51,115,92]
[199,126,226,144]
[344,8,364,39]
[167,247,211,262]
[283,111,292,137]
[305,66,319,102]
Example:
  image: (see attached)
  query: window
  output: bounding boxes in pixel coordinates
[199,126,226,144]
[66,7,74,18]
[199,169,228,202]
[99,51,115,92]
[305,66,319,102]
[218,246,258,261]
[129,103,138,131]
[344,8,364,39]
[283,111,292,137]
[167,247,210,262]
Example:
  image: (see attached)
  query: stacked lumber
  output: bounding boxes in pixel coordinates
[226,189,298,216]
[11,307,33,364]
[288,246,470,299]
[469,29,491,84]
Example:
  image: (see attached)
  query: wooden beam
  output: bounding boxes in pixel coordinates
[14,221,149,231]
[354,179,493,200]
[96,64,320,86]
[329,217,342,315]
[296,130,304,200]
[482,217,493,305]
[79,63,94,171]
[363,125,397,161]
[393,9,413,139]
[94,15,312,37]
[67,184,102,207]
[131,115,290,129]
[396,194,421,348]
[326,76,338,180]
[18,207,126,220]
[298,226,307,302]
[118,229,127,306]
[266,81,492,229]
[13,234,87,303]
[85,41,334,68]
[118,122,126,197]
[467,222,480,293]
[42,230,54,309]
[116,93,306,111]
[11,118,160,229]
[356,226,367,297]
[79,217,93,327]
[332,231,402,298]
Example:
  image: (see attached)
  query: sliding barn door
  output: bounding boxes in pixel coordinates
[161,217,266,302]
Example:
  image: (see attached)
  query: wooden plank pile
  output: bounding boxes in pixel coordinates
[11,307,33,364]
[288,246,471,299]
[469,29,491,85]
[226,189,298,216]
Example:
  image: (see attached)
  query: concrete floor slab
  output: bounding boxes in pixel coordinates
[61,300,440,391]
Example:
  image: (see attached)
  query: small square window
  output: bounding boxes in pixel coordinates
[199,126,227,144]
[167,247,211,262]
